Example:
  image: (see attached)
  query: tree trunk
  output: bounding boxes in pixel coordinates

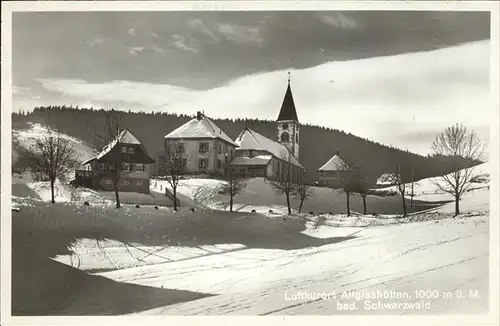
[50,178,56,204]
[114,187,120,208]
[362,194,367,215]
[346,191,350,217]
[173,187,178,211]
[230,194,233,212]
[455,195,460,216]
[286,192,291,215]
[401,195,406,217]
[113,172,121,208]
[298,199,304,214]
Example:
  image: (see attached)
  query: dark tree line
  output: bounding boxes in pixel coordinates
[12,106,478,183]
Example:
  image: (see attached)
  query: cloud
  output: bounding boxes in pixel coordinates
[216,23,263,44]
[319,13,357,29]
[127,28,136,36]
[128,46,145,55]
[188,19,219,41]
[89,38,105,47]
[150,44,168,55]
[170,35,198,53]
[25,41,489,155]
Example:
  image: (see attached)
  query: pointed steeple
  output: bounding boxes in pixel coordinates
[277,72,299,122]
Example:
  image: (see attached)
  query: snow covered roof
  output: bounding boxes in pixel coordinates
[165,113,237,146]
[229,155,272,166]
[234,128,304,169]
[81,157,96,166]
[95,129,150,161]
[118,129,141,144]
[318,154,350,172]
[84,129,154,164]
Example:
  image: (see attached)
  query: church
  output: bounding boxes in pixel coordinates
[159,73,305,183]
[228,74,305,183]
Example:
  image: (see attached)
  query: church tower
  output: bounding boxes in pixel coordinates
[277,72,300,160]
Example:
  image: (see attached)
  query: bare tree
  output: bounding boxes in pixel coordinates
[94,112,125,209]
[163,140,187,211]
[336,157,373,216]
[431,123,485,216]
[349,172,372,215]
[294,183,312,214]
[219,168,247,212]
[27,128,77,204]
[269,153,299,215]
[387,163,409,217]
[409,167,416,208]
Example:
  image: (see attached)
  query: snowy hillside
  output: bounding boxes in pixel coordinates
[12,122,96,164]
[152,177,442,215]
[374,161,490,202]
[12,183,489,315]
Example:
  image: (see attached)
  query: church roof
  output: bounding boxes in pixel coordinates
[277,81,299,122]
[165,113,237,146]
[318,154,350,172]
[234,128,304,169]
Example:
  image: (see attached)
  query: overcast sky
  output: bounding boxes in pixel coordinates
[12,11,491,155]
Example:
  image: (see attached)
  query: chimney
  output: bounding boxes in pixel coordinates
[196,111,202,120]
[336,150,340,156]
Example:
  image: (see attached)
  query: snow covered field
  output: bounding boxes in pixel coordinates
[375,161,490,202]
[151,177,442,215]
[10,158,491,315]
[11,180,490,315]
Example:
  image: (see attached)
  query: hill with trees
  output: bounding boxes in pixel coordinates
[12,106,476,183]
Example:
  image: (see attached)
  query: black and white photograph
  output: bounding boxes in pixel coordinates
[1,1,499,323]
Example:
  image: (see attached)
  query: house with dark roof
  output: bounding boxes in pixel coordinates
[73,129,155,193]
[317,151,352,188]
[162,111,238,177]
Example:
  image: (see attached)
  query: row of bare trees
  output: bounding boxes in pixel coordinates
[27,117,484,218]
[384,123,484,217]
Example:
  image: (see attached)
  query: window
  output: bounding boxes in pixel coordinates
[217,159,222,169]
[282,123,289,130]
[177,143,185,153]
[199,142,209,154]
[105,179,113,185]
[249,150,253,157]
[128,147,135,154]
[98,163,105,170]
[180,158,187,170]
[281,132,290,142]
[121,162,128,170]
[198,158,208,169]
[135,164,144,172]
[123,180,130,186]
[121,146,127,154]
[136,180,143,186]
[218,143,222,154]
